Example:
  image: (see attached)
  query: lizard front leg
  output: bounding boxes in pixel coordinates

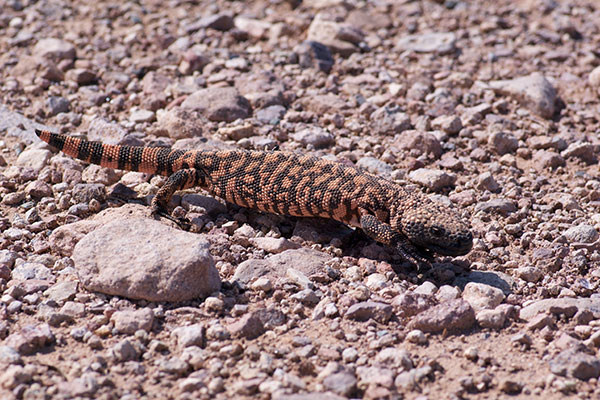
[359,214,431,270]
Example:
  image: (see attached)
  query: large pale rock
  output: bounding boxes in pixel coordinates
[33,38,76,60]
[182,87,251,122]
[16,149,52,172]
[397,32,456,54]
[488,73,557,118]
[72,218,219,302]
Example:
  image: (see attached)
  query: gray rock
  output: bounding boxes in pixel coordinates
[72,183,106,203]
[561,142,596,163]
[233,248,329,285]
[590,65,600,87]
[292,127,335,149]
[256,105,286,124]
[72,218,219,302]
[397,32,456,54]
[4,324,55,355]
[519,298,600,321]
[111,308,154,334]
[517,266,543,283]
[87,118,129,145]
[563,224,599,243]
[533,149,565,169]
[173,324,205,348]
[0,346,22,364]
[43,281,78,303]
[182,87,251,122]
[129,109,155,123]
[488,131,518,155]
[370,107,411,135]
[33,38,76,60]
[154,107,205,139]
[408,169,456,191]
[226,312,265,339]
[549,348,600,380]
[16,149,52,172]
[0,105,50,142]
[322,371,357,397]
[462,282,505,312]
[431,115,462,135]
[356,157,393,177]
[454,270,515,295]
[476,172,500,193]
[290,289,320,306]
[356,366,394,388]
[345,301,392,323]
[391,292,437,318]
[110,339,139,362]
[45,96,70,116]
[475,198,517,216]
[12,262,53,281]
[196,13,234,31]
[476,308,506,329]
[488,73,557,118]
[307,17,363,56]
[408,299,475,333]
[394,131,442,158]
[295,40,334,73]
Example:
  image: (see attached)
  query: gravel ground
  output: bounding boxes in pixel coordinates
[1,0,600,399]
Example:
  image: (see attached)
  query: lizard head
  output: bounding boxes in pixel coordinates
[392,195,473,256]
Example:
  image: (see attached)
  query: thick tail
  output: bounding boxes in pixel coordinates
[35,129,183,175]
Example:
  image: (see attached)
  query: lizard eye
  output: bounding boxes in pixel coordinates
[431,226,444,237]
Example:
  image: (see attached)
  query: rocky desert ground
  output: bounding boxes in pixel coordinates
[1,0,600,399]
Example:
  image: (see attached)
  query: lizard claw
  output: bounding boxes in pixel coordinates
[151,208,191,230]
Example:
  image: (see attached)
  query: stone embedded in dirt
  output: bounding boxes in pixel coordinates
[129,109,155,123]
[476,308,506,329]
[234,16,272,39]
[519,298,600,321]
[322,370,357,397]
[517,266,543,283]
[307,15,364,57]
[394,131,443,158]
[408,168,456,191]
[110,339,139,363]
[549,348,600,380]
[431,115,462,135]
[12,262,53,281]
[233,248,329,285]
[303,93,347,115]
[16,148,52,172]
[462,282,505,312]
[72,218,220,302]
[43,281,78,304]
[33,38,76,60]
[234,71,284,110]
[226,312,265,339]
[408,299,475,333]
[45,96,70,116]
[111,308,154,334]
[533,149,566,169]
[356,366,394,389]
[487,131,518,155]
[563,224,599,243]
[65,68,97,85]
[356,157,392,177]
[295,40,334,73]
[293,127,335,149]
[370,107,411,136]
[397,32,456,54]
[25,179,53,198]
[561,142,596,163]
[4,324,55,355]
[256,105,286,124]
[181,87,251,122]
[488,73,557,118]
[249,237,300,254]
[173,324,205,348]
[196,13,234,31]
[345,301,392,323]
[0,346,21,365]
[86,117,129,145]
[391,292,438,319]
[474,198,517,216]
[590,66,600,87]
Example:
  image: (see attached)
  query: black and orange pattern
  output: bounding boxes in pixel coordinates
[35,129,473,265]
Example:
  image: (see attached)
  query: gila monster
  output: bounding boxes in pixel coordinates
[35,129,473,266]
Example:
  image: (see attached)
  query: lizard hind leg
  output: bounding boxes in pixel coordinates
[151,168,205,228]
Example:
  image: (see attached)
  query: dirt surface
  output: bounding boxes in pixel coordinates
[1,0,600,399]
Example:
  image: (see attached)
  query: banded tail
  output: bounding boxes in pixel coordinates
[35,129,185,176]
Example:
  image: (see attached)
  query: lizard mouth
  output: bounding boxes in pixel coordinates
[425,239,473,257]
